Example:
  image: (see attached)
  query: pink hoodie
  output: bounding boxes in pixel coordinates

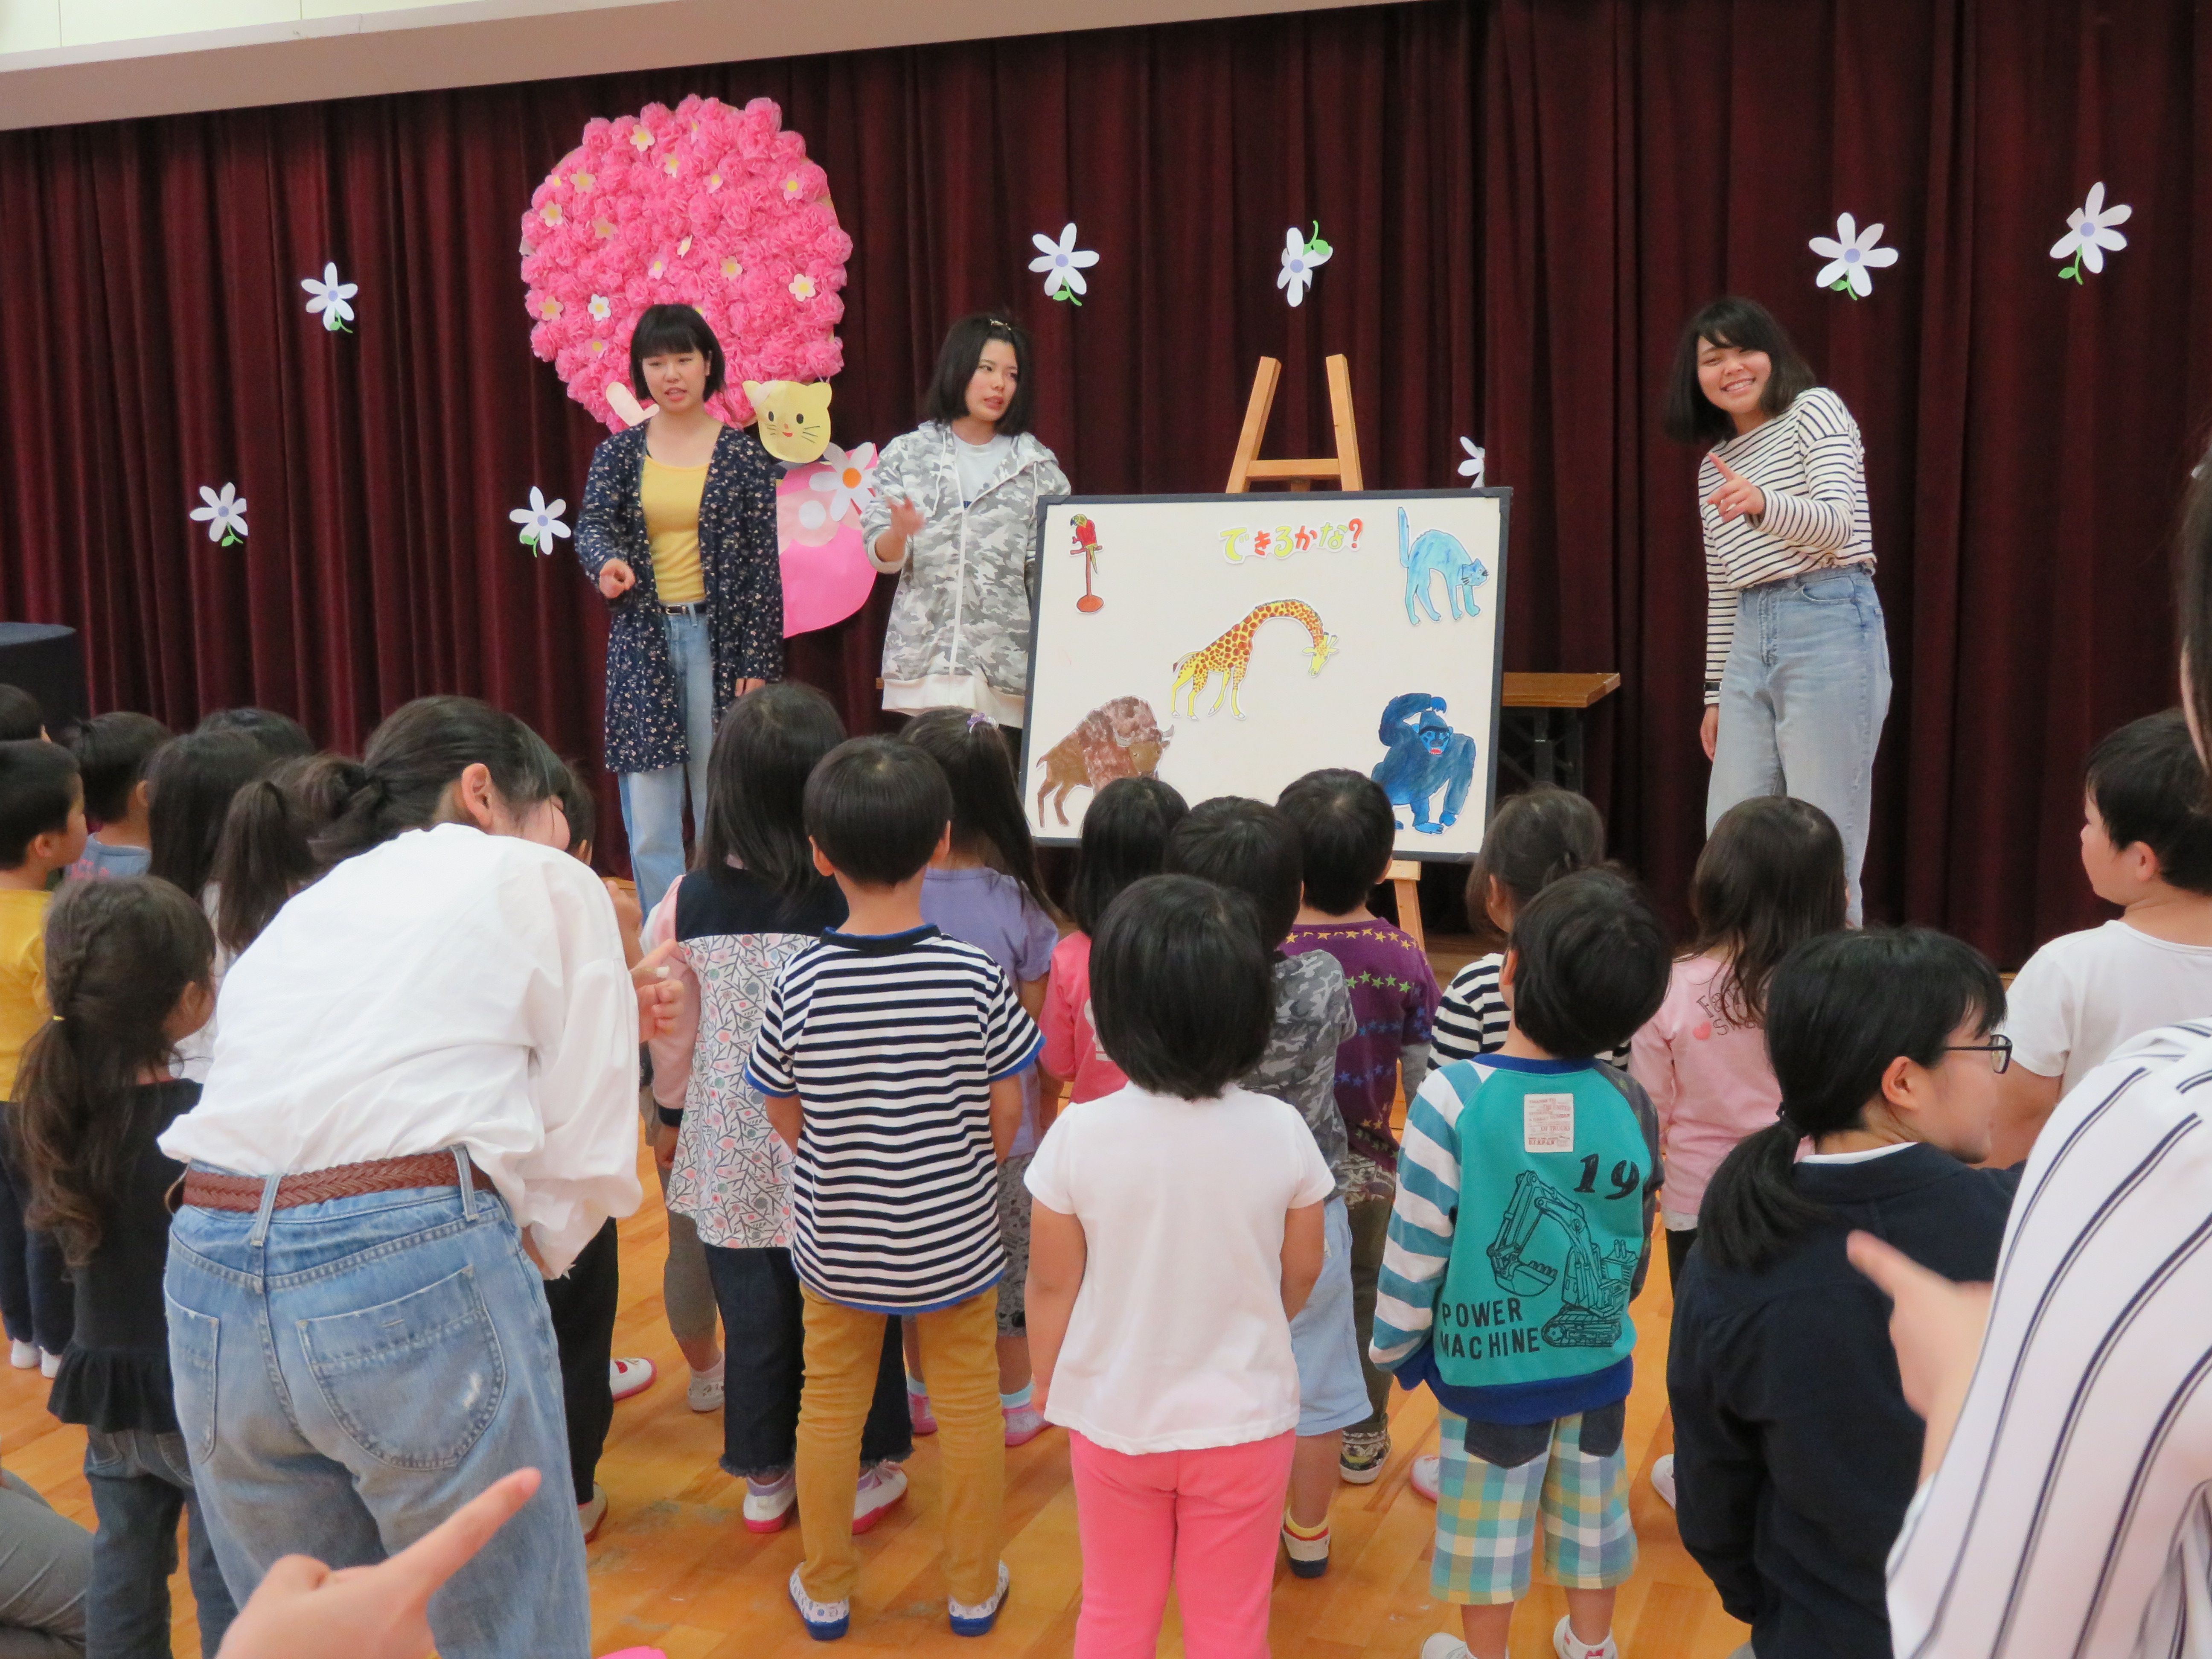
[1628,953,1783,1225]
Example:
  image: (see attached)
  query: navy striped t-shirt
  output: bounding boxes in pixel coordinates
[746,924,1041,1313]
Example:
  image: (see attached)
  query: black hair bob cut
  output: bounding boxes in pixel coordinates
[630,303,728,404]
[0,740,80,870]
[1068,776,1189,936]
[699,684,847,901]
[803,736,951,888]
[1662,295,1819,445]
[1508,867,1670,1059]
[921,312,1035,436]
[1277,768,1396,916]
[1091,874,1273,1099]
[0,686,44,744]
[1164,796,1303,952]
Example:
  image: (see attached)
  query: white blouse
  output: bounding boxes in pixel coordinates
[159,824,643,1277]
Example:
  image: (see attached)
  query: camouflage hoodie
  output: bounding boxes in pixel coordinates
[863,423,1070,707]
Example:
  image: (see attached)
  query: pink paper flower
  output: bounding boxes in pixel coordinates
[521,95,851,430]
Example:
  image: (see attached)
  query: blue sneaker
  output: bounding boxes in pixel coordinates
[949,1561,1010,1636]
[789,1565,849,1641]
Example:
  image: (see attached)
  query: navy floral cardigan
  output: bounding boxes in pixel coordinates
[574,422,783,775]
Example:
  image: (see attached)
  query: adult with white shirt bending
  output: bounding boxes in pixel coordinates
[1850,468,2212,1657]
[863,314,1069,739]
[1664,296,1889,924]
[158,697,655,1659]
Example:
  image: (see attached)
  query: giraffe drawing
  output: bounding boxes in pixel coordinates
[1168,600,1339,719]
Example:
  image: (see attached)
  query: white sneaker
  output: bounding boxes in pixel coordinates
[578,1482,608,1542]
[38,1349,59,1380]
[1410,1452,1441,1502]
[609,1356,655,1400]
[854,1462,907,1533]
[1553,1615,1619,1659]
[1651,1452,1677,1510]
[1420,1636,1472,1659]
[743,1470,796,1534]
[8,1341,35,1370]
[687,1359,725,1413]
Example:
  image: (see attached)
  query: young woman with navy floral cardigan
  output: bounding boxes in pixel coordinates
[576,303,783,917]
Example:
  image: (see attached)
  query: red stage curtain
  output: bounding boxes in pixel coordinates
[0,0,2201,963]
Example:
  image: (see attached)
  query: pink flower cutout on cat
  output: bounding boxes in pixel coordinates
[777,442,878,636]
[520,95,850,431]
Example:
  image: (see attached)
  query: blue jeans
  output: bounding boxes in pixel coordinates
[1707,565,1891,926]
[618,610,715,920]
[83,1428,235,1659]
[163,1155,590,1659]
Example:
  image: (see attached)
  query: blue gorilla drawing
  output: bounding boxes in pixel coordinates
[1371,692,1477,834]
[1399,507,1489,626]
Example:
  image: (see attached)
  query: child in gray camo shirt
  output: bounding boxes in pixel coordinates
[1166,799,1365,1579]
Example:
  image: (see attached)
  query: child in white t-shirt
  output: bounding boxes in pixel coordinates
[1025,873,1329,1659]
[1993,709,2212,1164]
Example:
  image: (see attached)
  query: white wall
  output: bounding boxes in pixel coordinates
[0,0,1393,130]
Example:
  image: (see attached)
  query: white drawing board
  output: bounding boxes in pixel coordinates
[1020,489,1510,860]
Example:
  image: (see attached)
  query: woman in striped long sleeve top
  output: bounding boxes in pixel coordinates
[1663,296,1892,923]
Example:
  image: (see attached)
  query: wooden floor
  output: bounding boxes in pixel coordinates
[0,1141,1747,1659]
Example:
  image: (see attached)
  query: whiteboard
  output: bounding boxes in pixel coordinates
[1019,489,1511,860]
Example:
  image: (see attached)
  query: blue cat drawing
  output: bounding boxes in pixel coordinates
[1399,506,1488,626]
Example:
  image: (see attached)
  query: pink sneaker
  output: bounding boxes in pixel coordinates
[908,1388,938,1435]
[1409,1453,1441,1502]
[853,1463,908,1534]
[609,1356,655,1401]
[743,1470,796,1535]
[1002,1403,1045,1447]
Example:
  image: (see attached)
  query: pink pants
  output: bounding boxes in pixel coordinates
[1068,1429,1296,1659]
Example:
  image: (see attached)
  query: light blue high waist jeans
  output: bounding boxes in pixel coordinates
[163,1154,590,1659]
[619,609,716,920]
[1706,565,1891,926]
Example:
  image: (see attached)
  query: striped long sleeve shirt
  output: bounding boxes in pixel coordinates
[1699,387,1875,702]
[1886,1019,2212,1659]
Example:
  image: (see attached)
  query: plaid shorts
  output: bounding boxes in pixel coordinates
[1430,1406,1636,1605]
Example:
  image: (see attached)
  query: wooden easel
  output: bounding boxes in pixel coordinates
[1225,354,1365,493]
[1224,355,1422,949]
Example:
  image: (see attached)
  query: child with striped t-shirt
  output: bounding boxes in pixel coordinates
[750,737,1040,1643]
[1376,870,1668,1659]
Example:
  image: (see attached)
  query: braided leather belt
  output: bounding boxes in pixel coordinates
[179,1154,497,1213]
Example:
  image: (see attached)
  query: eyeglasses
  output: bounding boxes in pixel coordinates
[1944,1036,2014,1075]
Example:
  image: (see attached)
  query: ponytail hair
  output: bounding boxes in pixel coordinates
[1464,786,1606,946]
[1697,927,2006,1274]
[899,710,1053,917]
[14,878,213,1263]
[212,755,360,955]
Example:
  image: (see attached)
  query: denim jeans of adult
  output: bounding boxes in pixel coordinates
[0,1124,72,1356]
[700,1244,911,1480]
[0,1466,90,1658]
[1707,565,1891,926]
[83,1428,236,1659]
[163,1155,591,1659]
[618,610,716,920]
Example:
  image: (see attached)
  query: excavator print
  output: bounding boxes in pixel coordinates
[1484,1170,1641,1349]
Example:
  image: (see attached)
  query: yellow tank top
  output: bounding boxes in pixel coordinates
[640,457,708,605]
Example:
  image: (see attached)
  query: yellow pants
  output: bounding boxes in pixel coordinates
[797,1284,1004,1606]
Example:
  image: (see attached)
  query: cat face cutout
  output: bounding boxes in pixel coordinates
[744,379,832,462]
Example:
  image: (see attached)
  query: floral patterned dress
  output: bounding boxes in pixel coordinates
[647,865,845,1248]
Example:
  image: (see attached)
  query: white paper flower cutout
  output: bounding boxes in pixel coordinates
[301,262,358,332]
[510,487,570,555]
[2052,182,2132,282]
[806,442,879,525]
[190,484,247,546]
[1029,224,1099,306]
[1278,222,1334,307]
[1809,213,1898,299]
[1457,437,1486,487]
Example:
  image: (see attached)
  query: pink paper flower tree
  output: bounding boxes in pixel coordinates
[520,95,851,431]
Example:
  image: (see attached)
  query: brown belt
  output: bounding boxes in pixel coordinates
[178,1153,498,1214]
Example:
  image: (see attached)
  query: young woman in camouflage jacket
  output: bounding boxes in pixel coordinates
[863,314,1069,736]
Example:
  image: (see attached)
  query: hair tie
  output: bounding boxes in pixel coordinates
[48,1015,61,1024]
[966,712,992,733]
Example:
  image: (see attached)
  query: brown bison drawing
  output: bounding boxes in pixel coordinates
[1034,697,1175,826]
